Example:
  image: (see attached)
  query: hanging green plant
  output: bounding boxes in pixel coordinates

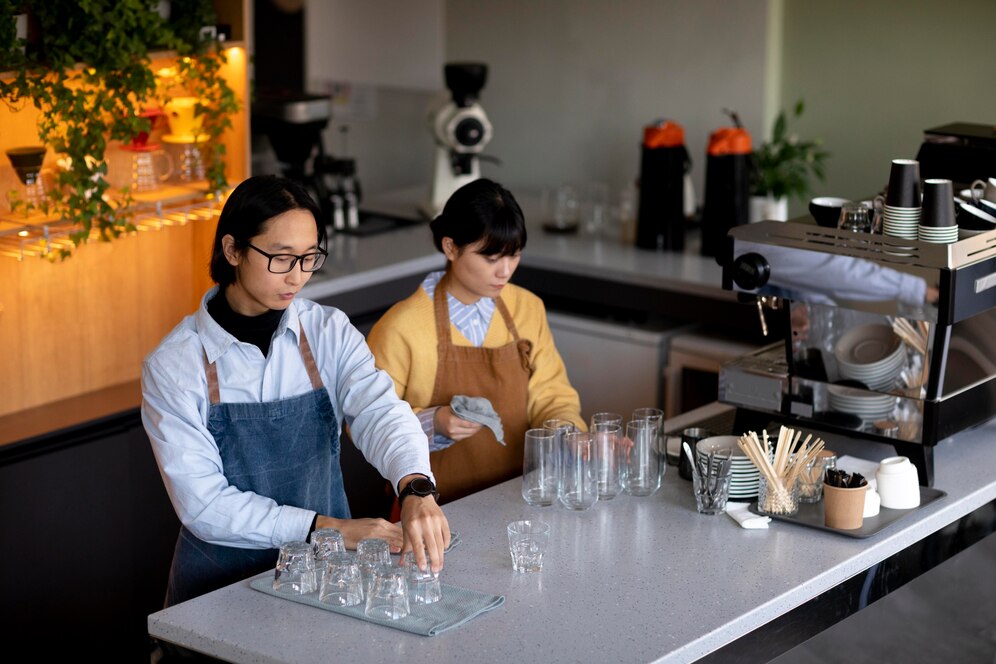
[0,0,239,258]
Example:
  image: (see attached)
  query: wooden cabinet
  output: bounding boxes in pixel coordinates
[0,2,250,417]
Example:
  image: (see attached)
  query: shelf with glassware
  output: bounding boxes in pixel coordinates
[0,42,248,261]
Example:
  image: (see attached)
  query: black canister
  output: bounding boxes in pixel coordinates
[679,427,716,481]
[700,126,752,259]
[636,120,690,252]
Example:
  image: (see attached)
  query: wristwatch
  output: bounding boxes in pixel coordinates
[398,476,440,505]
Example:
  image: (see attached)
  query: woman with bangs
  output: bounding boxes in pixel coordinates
[368,178,585,503]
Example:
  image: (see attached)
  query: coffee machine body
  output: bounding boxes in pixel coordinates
[719,220,996,487]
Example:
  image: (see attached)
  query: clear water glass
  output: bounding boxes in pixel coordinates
[273,541,317,595]
[507,520,550,573]
[403,550,442,604]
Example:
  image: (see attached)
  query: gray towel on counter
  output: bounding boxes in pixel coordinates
[249,576,504,636]
[450,395,505,445]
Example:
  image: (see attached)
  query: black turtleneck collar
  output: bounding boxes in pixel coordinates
[207,289,285,357]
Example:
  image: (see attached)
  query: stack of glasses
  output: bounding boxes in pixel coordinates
[918,178,958,244]
[881,159,921,241]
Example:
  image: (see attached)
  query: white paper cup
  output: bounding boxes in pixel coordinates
[876,456,920,509]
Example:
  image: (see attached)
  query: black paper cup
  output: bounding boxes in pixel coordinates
[920,179,956,228]
[885,159,921,208]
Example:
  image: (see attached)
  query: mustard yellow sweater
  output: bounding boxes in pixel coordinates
[367,282,586,433]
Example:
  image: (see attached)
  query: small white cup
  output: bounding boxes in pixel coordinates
[864,488,881,518]
[875,456,920,509]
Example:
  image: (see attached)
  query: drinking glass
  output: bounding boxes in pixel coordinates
[273,541,317,595]
[309,527,345,587]
[559,431,598,510]
[692,465,732,515]
[403,550,442,604]
[799,450,837,503]
[507,520,550,573]
[624,419,663,497]
[364,566,410,620]
[592,422,624,499]
[756,476,801,516]
[318,552,364,606]
[838,203,872,233]
[356,538,391,596]
[522,428,559,506]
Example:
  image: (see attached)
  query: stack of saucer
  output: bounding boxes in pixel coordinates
[828,385,898,422]
[918,179,957,244]
[834,323,905,391]
[696,435,761,500]
[882,158,921,240]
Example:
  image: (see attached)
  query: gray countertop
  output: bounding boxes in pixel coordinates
[300,187,728,303]
[148,403,996,663]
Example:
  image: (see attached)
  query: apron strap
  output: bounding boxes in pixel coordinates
[202,324,324,405]
[494,298,521,342]
[433,272,454,349]
[204,351,221,405]
[433,271,521,344]
[298,328,324,391]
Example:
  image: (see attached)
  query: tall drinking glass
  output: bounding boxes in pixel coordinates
[624,419,663,496]
[592,422,624,499]
[559,431,598,511]
[544,418,576,499]
[522,428,559,506]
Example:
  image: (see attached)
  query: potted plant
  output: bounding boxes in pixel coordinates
[750,99,829,222]
[0,0,237,258]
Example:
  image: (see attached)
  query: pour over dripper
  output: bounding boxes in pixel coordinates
[5,146,50,210]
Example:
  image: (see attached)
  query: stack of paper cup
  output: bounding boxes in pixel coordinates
[918,179,958,244]
[882,159,921,240]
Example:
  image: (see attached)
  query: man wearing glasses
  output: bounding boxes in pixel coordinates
[142,175,449,610]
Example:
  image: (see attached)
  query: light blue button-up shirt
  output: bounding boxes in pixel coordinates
[141,288,433,550]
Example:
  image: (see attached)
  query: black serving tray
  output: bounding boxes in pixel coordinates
[748,487,947,539]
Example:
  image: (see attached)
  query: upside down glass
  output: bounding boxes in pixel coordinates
[318,551,364,606]
[403,550,442,604]
[273,541,317,595]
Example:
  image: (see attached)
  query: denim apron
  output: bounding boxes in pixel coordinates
[164,328,350,608]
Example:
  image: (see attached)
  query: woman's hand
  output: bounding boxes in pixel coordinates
[399,495,450,573]
[315,515,403,552]
[434,405,483,441]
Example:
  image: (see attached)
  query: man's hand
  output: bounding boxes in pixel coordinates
[398,480,450,573]
[315,516,403,552]
[434,405,483,441]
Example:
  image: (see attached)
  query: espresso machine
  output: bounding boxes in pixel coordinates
[421,63,493,218]
[718,220,996,486]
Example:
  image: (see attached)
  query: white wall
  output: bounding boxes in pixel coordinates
[303,0,446,196]
[445,0,770,203]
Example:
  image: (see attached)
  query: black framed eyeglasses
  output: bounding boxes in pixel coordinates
[246,243,328,274]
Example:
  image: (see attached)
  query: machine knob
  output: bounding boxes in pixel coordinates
[453,117,486,147]
[732,252,771,290]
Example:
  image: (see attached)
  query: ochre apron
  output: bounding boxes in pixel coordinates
[428,273,533,503]
[164,329,350,608]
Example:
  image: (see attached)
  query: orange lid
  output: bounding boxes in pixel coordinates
[707,127,752,155]
[643,121,685,148]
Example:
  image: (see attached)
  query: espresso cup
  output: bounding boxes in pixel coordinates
[875,456,920,509]
[970,177,996,205]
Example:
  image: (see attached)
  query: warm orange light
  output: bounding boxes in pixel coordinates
[17,230,29,237]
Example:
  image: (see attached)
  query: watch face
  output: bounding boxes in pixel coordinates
[410,478,434,495]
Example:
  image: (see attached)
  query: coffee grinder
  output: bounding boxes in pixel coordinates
[421,63,493,219]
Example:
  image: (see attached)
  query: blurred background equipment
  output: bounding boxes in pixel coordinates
[421,62,493,218]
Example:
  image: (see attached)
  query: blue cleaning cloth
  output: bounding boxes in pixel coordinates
[450,395,505,445]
